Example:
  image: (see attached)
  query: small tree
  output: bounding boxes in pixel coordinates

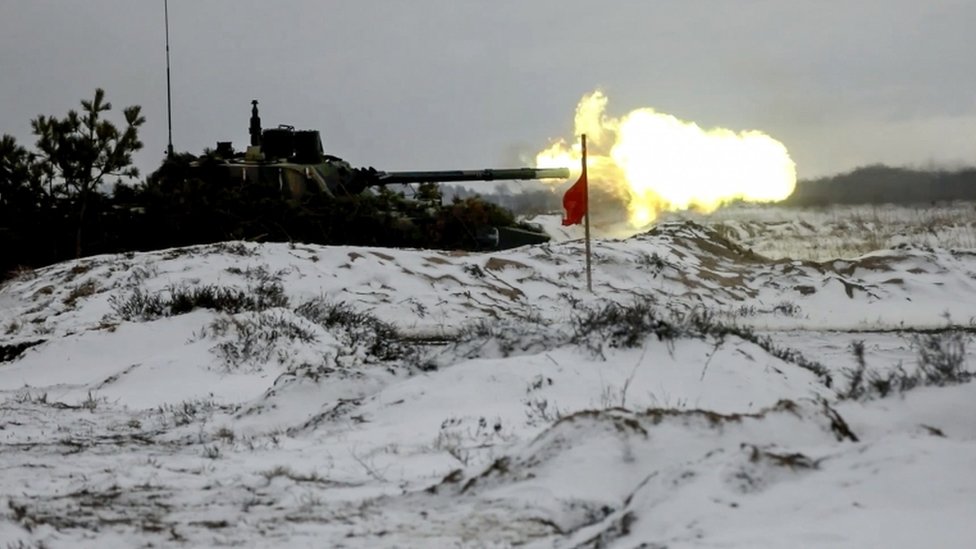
[416,181,442,204]
[0,134,38,211]
[31,88,145,257]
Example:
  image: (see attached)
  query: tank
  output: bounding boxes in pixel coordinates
[168,100,570,250]
[207,100,568,199]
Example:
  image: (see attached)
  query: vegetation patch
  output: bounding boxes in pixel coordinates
[202,311,317,371]
[570,297,680,352]
[452,312,557,360]
[841,331,972,400]
[446,295,832,387]
[62,279,100,307]
[187,297,425,374]
[155,398,239,427]
[572,299,832,386]
[110,279,288,321]
[0,339,45,363]
[294,298,412,363]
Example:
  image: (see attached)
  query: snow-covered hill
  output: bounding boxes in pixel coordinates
[1,221,974,547]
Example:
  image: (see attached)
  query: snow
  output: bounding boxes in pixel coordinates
[1,211,975,547]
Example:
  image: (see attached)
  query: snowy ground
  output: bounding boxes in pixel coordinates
[1,207,975,547]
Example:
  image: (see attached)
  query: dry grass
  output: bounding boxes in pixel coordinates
[63,279,100,307]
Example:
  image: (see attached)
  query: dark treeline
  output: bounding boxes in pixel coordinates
[0,90,526,281]
[784,164,976,207]
[1,157,519,282]
[442,183,562,216]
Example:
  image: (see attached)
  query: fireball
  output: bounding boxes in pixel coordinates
[537,91,796,228]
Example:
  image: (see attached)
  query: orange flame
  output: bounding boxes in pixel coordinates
[537,91,796,228]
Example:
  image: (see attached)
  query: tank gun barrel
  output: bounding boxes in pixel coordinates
[375,167,569,186]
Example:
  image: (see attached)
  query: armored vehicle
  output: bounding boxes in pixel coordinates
[169,101,569,250]
[207,100,568,200]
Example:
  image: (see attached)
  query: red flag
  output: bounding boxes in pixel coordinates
[562,172,588,226]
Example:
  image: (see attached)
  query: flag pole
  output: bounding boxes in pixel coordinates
[581,133,592,292]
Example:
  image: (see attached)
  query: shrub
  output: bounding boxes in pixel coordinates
[294,298,409,363]
[156,398,233,427]
[108,287,165,320]
[912,330,969,386]
[570,297,680,353]
[62,279,99,307]
[840,330,972,401]
[452,312,557,359]
[205,310,317,370]
[212,241,257,257]
[841,340,869,399]
[167,285,251,316]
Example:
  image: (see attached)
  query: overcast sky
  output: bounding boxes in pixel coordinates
[2,0,974,181]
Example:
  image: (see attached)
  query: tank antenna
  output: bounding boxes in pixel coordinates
[249,100,262,146]
[164,0,174,156]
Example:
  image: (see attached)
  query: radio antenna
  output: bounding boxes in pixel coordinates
[164,0,174,156]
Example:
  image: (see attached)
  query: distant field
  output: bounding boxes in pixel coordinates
[657,201,976,261]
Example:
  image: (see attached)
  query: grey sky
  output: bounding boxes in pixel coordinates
[1,0,974,181]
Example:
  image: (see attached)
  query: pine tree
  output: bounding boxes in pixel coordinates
[31,88,145,257]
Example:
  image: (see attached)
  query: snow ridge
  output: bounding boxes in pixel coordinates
[1,221,974,547]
